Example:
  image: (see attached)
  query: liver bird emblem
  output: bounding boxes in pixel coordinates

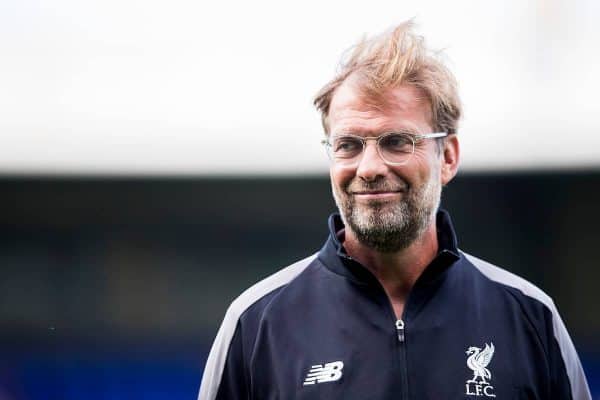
[466,343,495,384]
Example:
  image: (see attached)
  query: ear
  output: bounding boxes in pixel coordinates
[440,134,460,185]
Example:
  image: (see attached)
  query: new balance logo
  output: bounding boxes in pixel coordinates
[303,361,344,385]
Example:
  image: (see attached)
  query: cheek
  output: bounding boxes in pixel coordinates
[411,151,442,181]
[330,166,355,190]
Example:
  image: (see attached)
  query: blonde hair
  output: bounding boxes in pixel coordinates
[314,21,461,135]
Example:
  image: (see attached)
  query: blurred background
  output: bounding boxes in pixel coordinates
[0,0,599,399]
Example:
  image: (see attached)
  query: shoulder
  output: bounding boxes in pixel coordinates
[461,251,555,311]
[198,253,319,400]
[226,253,319,322]
[460,250,560,337]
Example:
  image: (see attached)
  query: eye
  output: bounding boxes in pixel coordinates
[332,136,363,158]
[380,134,413,153]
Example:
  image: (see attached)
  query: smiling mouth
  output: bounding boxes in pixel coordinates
[352,191,403,200]
[353,190,403,194]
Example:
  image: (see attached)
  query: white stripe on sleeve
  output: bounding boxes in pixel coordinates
[198,254,317,400]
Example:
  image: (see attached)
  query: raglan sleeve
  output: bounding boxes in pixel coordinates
[198,313,250,400]
[547,302,592,400]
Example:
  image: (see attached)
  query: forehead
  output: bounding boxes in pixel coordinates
[328,81,433,135]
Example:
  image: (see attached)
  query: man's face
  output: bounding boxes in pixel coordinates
[327,82,445,252]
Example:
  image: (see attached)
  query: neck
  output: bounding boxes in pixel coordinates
[343,221,439,318]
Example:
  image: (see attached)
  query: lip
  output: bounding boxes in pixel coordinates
[352,191,403,200]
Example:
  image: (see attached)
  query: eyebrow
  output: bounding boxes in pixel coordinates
[332,128,420,137]
[389,128,420,135]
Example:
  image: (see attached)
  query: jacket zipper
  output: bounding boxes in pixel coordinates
[395,319,409,399]
[395,319,405,342]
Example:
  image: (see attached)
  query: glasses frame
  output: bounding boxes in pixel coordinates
[321,131,448,167]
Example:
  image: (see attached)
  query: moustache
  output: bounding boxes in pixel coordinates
[346,179,408,194]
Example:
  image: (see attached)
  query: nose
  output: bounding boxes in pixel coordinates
[355,140,389,181]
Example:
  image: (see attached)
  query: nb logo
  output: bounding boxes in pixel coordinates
[303,361,344,385]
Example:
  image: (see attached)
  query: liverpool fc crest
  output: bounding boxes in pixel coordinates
[465,342,496,397]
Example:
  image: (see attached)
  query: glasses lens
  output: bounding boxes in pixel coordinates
[330,136,363,164]
[379,133,414,164]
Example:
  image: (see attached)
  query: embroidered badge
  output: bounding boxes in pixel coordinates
[465,342,496,397]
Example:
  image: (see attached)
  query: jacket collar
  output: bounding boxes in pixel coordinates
[318,208,461,287]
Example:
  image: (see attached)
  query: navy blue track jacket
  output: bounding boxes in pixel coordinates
[199,210,591,399]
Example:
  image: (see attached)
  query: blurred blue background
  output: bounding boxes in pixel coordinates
[0,174,598,399]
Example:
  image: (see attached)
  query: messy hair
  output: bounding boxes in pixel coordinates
[314,21,461,136]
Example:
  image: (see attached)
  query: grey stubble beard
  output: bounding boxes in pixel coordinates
[332,175,441,253]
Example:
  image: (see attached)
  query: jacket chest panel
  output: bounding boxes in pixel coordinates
[404,316,548,399]
[248,307,547,400]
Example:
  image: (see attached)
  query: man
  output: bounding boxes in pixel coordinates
[199,22,591,399]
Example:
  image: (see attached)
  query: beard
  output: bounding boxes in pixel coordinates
[332,173,441,253]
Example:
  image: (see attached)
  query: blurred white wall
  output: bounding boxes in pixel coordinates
[1,0,599,175]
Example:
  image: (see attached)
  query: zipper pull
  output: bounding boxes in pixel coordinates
[395,319,405,342]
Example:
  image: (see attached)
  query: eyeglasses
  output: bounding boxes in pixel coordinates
[321,131,447,167]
